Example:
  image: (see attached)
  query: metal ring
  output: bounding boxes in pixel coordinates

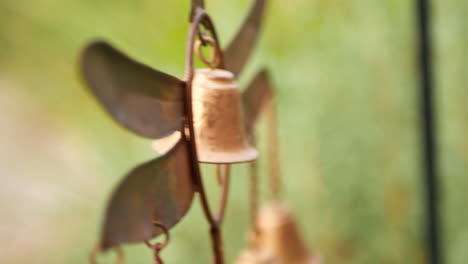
[145,222,170,264]
[194,35,221,69]
[89,246,124,264]
[145,221,170,250]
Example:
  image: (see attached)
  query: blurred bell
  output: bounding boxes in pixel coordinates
[234,249,280,264]
[256,203,322,264]
[192,68,258,163]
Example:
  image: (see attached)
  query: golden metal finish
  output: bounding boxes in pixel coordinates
[256,203,322,264]
[192,68,258,163]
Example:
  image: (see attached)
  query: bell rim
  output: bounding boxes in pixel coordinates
[197,147,258,164]
[234,249,280,264]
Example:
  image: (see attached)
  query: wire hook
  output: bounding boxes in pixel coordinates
[145,221,170,264]
[195,35,221,69]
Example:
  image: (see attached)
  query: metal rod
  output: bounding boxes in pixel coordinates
[248,160,259,241]
[190,0,205,21]
[415,0,441,263]
[192,0,204,9]
[184,8,225,264]
[215,164,231,224]
[265,97,281,200]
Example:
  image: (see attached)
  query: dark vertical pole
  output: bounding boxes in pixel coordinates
[415,0,441,263]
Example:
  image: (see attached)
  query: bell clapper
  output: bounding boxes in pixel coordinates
[191,68,258,164]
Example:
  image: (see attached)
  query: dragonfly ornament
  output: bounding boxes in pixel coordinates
[80,1,274,262]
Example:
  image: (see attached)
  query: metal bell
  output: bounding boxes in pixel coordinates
[256,203,322,264]
[234,249,280,264]
[192,68,258,164]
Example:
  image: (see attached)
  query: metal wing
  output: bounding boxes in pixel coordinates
[243,69,273,135]
[80,41,185,139]
[224,0,267,76]
[100,135,194,250]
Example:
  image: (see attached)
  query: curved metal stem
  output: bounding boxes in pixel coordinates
[245,134,260,244]
[265,97,282,200]
[183,8,225,264]
[190,0,205,21]
[248,160,259,243]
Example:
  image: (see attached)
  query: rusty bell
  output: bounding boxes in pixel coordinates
[255,203,322,264]
[191,68,258,164]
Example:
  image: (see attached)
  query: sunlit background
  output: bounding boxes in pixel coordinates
[0,0,467,263]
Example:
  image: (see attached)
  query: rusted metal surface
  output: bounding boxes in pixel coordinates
[80,41,185,139]
[182,8,226,263]
[80,0,270,262]
[100,138,193,250]
[255,203,322,264]
[224,0,267,76]
[192,69,258,163]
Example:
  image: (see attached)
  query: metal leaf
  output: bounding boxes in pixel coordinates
[80,41,185,139]
[242,69,273,135]
[224,0,267,76]
[100,135,194,250]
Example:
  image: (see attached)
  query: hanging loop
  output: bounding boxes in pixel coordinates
[195,34,221,69]
[145,221,170,264]
[183,7,226,264]
[89,246,124,264]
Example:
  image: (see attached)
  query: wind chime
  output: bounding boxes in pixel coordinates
[80,0,321,263]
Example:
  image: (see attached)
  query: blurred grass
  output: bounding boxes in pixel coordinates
[0,0,467,263]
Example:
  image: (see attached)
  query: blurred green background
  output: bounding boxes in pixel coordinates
[0,0,467,263]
